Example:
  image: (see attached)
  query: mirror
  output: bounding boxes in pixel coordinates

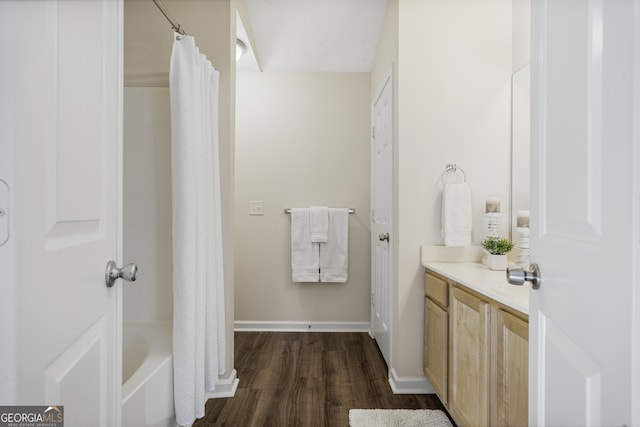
[510,63,530,241]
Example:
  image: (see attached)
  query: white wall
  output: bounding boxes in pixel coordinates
[512,0,531,72]
[234,72,371,325]
[371,0,513,378]
[123,88,173,324]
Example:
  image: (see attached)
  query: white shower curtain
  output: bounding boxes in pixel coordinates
[169,32,226,427]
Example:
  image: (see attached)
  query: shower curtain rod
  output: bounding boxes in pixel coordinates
[152,0,187,35]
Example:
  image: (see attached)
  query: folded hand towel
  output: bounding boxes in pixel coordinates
[291,208,320,282]
[310,206,329,243]
[320,208,349,283]
[441,183,472,247]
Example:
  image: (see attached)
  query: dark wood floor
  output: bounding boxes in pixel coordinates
[194,331,452,426]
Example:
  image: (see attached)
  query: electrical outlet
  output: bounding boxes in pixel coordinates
[249,200,264,216]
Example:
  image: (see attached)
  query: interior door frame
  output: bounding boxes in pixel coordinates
[370,66,395,368]
[115,0,124,422]
[633,1,640,423]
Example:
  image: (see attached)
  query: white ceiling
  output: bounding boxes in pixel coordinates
[238,0,388,72]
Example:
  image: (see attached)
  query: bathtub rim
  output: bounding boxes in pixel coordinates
[121,322,173,405]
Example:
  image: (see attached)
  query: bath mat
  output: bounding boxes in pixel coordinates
[349,409,453,427]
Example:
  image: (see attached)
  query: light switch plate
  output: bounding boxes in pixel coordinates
[249,200,264,216]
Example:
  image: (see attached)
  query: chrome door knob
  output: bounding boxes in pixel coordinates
[105,260,138,288]
[378,232,390,242]
[506,263,542,290]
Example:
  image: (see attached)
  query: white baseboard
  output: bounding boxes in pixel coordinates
[234,320,370,333]
[388,368,435,394]
[206,369,239,399]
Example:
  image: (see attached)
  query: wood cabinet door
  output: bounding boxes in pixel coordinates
[449,287,490,427]
[424,297,448,404]
[493,309,528,427]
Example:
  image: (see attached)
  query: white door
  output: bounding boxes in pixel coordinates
[1,1,123,426]
[371,71,394,367]
[528,1,637,425]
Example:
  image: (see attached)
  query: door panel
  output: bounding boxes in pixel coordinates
[543,0,602,242]
[542,316,601,426]
[7,1,122,426]
[530,1,635,425]
[45,316,109,427]
[45,0,110,249]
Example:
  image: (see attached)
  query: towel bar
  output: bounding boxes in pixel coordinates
[284,208,355,214]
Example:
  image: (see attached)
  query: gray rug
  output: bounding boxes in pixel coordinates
[349,409,453,427]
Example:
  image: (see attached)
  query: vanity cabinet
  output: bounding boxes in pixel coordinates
[423,268,529,427]
[423,272,449,404]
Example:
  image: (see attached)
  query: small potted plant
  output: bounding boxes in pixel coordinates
[481,237,514,271]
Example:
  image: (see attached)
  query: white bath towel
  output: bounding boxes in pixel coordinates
[441,182,472,246]
[320,208,349,283]
[291,208,320,282]
[310,206,329,243]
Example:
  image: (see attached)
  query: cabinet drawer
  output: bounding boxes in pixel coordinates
[425,273,448,307]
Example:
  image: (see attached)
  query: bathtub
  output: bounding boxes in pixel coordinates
[122,323,176,427]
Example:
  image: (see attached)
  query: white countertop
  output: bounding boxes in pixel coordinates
[421,261,530,315]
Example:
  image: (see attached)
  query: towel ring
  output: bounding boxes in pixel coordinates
[440,164,466,186]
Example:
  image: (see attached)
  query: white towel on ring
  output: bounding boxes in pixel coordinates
[441,182,472,246]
